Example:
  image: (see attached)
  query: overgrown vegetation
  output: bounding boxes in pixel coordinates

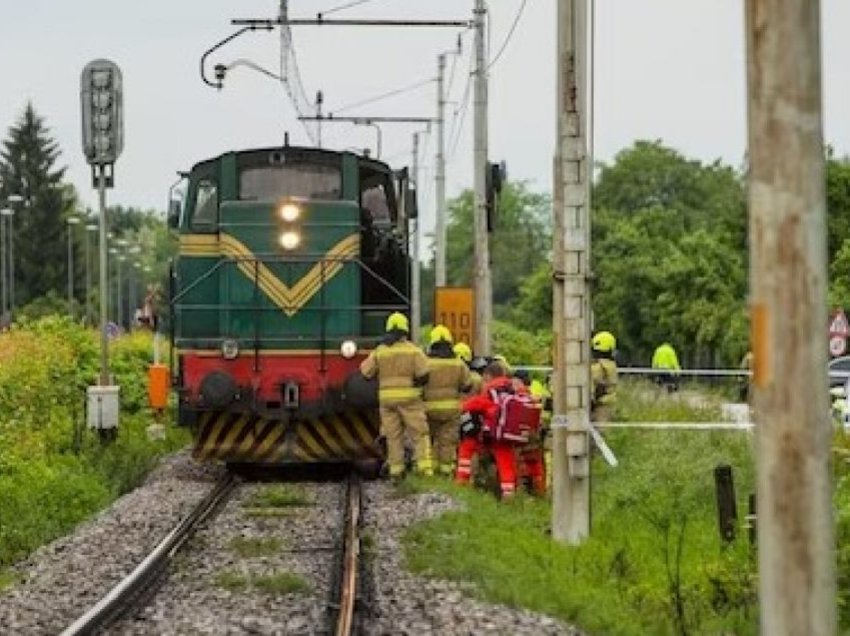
[0,318,186,573]
[229,536,284,558]
[214,570,310,595]
[244,485,313,509]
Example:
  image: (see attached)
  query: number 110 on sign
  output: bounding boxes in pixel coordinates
[434,287,475,346]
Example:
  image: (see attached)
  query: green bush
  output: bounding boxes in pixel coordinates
[0,318,187,572]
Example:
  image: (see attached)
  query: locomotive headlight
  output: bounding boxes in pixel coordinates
[340,340,358,359]
[279,202,301,223]
[221,339,239,360]
[279,231,301,250]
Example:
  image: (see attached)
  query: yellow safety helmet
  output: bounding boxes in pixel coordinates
[493,354,512,374]
[429,324,453,345]
[453,342,472,363]
[591,330,617,353]
[385,312,410,333]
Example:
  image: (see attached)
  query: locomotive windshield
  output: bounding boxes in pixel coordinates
[239,163,342,201]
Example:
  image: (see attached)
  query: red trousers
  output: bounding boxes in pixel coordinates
[455,437,517,497]
[517,445,546,495]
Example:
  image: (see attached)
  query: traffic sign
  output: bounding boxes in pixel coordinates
[830,335,847,357]
[829,309,850,337]
[434,287,475,347]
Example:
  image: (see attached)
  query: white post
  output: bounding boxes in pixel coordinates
[411,131,422,342]
[472,0,492,354]
[435,53,447,288]
[552,0,591,544]
[745,0,837,632]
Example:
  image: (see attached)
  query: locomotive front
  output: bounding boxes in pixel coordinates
[170,147,411,464]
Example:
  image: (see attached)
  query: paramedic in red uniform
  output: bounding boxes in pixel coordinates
[455,362,521,498]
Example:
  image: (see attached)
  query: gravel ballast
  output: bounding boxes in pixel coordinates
[114,481,346,635]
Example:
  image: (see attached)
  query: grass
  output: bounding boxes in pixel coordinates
[244,485,313,509]
[400,383,761,635]
[0,569,21,591]
[214,569,310,595]
[229,536,284,558]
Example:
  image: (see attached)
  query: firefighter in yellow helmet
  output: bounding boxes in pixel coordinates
[590,330,618,422]
[453,342,483,394]
[424,326,472,476]
[360,312,432,480]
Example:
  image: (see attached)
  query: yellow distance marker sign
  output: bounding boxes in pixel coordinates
[434,287,475,347]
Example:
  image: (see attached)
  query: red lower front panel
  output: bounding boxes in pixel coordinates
[181,350,366,407]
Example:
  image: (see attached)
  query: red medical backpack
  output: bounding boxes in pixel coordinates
[484,389,542,444]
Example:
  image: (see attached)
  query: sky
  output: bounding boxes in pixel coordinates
[1,0,850,242]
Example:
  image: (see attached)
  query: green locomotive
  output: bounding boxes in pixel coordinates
[168,145,414,464]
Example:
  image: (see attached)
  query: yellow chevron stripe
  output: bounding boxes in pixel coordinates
[218,232,360,316]
[349,413,377,447]
[329,416,362,455]
[219,414,248,456]
[256,427,285,460]
[297,426,329,459]
[311,418,347,457]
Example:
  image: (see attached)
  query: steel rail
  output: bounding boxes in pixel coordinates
[334,474,362,636]
[61,474,237,636]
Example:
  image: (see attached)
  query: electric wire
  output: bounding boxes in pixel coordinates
[318,0,382,17]
[488,0,528,69]
[447,48,475,159]
[330,78,434,115]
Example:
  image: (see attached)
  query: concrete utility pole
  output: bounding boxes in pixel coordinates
[435,53,447,288]
[551,0,591,544]
[745,0,837,632]
[411,131,422,342]
[472,0,491,354]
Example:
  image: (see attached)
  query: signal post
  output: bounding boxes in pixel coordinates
[81,59,124,437]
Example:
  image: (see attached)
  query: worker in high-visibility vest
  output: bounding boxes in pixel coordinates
[651,342,681,393]
[424,325,472,476]
[360,312,432,480]
[591,331,618,422]
[453,342,482,394]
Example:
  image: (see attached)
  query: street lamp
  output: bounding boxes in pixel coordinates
[67,216,81,317]
[5,194,23,320]
[85,223,98,325]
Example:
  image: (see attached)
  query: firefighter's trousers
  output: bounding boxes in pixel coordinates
[427,410,460,475]
[455,437,518,497]
[380,400,432,477]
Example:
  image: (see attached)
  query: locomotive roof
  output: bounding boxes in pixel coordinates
[188,146,394,175]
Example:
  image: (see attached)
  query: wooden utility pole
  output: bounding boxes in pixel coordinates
[552,0,591,544]
[745,0,837,632]
[472,0,492,354]
[435,53,447,288]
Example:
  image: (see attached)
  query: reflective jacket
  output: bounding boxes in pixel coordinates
[651,344,681,371]
[360,338,429,404]
[591,358,618,406]
[424,354,472,416]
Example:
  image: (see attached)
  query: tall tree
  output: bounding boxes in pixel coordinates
[445,181,551,315]
[0,103,75,305]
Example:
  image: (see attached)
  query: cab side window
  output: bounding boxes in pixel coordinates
[191,179,218,229]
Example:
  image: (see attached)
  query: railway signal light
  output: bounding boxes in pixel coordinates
[81,60,124,168]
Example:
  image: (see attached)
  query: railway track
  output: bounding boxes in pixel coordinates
[59,471,366,636]
[60,473,237,635]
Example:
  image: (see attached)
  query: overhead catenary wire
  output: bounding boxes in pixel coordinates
[488,0,528,69]
[318,0,383,18]
[330,78,434,115]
